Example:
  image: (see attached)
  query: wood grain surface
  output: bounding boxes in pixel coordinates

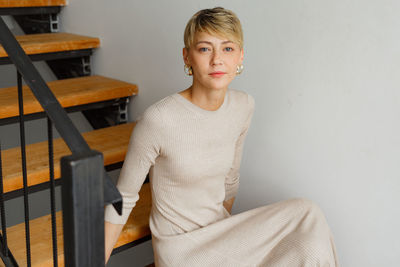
[0,33,100,58]
[0,75,138,119]
[0,0,66,8]
[1,122,135,194]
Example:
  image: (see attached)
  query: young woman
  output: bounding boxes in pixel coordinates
[104,7,339,266]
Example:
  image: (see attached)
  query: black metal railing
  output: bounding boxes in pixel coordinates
[47,117,58,267]
[0,16,122,267]
[0,141,18,266]
[16,70,32,267]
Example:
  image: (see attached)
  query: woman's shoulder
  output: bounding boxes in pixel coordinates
[228,88,255,111]
[152,93,178,112]
[137,93,177,123]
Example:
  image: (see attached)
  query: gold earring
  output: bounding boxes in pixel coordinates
[236,64,244,75]
[184,64,193,76]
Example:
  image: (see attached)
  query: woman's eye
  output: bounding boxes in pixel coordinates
[199,47,209,52]
[224,47,233,52]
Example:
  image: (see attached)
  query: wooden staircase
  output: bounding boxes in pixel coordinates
[0,1,154,266]
[0,0,67,8]
[0,33,100,58]
[1,123,135,195]
[0,75,138,121]
[0,183,152,267]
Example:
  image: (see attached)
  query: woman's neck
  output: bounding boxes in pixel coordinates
[179,85,227,111]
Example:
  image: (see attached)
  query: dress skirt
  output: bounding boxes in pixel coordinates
[151,198,339,267]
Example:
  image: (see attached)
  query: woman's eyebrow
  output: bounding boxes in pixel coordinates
[195,40,233,46]
[195,41,213,45]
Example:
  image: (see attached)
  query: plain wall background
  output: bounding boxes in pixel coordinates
[60,0,400,266]
[0,0,398,266]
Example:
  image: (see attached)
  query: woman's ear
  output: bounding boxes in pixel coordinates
[183,47,190,65]
[239,48,244,65]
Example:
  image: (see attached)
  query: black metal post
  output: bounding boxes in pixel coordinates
[17,71,31,267]
[0,141,8,257]
[0,142,20,266]
[61,150,105,267]
[47,117,58,267]
[0,234,18,267]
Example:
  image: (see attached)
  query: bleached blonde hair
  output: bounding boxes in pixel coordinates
[184,7,243,50]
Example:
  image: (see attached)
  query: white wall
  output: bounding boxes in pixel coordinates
[60,0,400,266]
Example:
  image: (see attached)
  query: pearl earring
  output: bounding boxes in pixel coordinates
[236,64,244,75]
[184,64,193,76]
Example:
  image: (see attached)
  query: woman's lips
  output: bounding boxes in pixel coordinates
[209,72,226,78]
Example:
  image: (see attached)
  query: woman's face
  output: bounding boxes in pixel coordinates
[183,31,244,91]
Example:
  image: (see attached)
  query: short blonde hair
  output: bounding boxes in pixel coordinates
[184,7,243,49]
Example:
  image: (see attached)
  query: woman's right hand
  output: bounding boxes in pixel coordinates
[105,221,125,264]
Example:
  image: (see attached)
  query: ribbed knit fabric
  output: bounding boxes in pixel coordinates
[104,88,339,266]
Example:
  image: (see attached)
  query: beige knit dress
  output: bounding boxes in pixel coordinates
[104,89,339,267]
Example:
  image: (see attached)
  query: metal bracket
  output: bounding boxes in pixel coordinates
[80,98,130,129]
[81,56,91,76]
[49,13,59,33]
[13,13,60,34]
[46,55,91,79]
[118,98,129,123]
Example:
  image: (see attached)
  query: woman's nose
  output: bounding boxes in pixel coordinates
[211,50,223,65]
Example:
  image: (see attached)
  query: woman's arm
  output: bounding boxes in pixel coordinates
[104,106,163,263]
[224,95,255,204]
[105,221,124,264]
[223,197,236,214]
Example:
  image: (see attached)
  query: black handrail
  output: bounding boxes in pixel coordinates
[0,16,122,213]
[0,15,122,266]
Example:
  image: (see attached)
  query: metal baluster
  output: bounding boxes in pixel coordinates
[47,117,58,267]
[0,141,18,266]
[0,141,8,257]
[17,71,32,267]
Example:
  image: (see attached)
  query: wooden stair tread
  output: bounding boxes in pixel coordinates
[0,75,138,120]
[0,182,152,267]
[0,0,66,8]
[1,122,135,194]
[0,33,100,58]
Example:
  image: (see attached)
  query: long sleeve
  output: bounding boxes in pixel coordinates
[224,94,255,201]
[104,106,163,225]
